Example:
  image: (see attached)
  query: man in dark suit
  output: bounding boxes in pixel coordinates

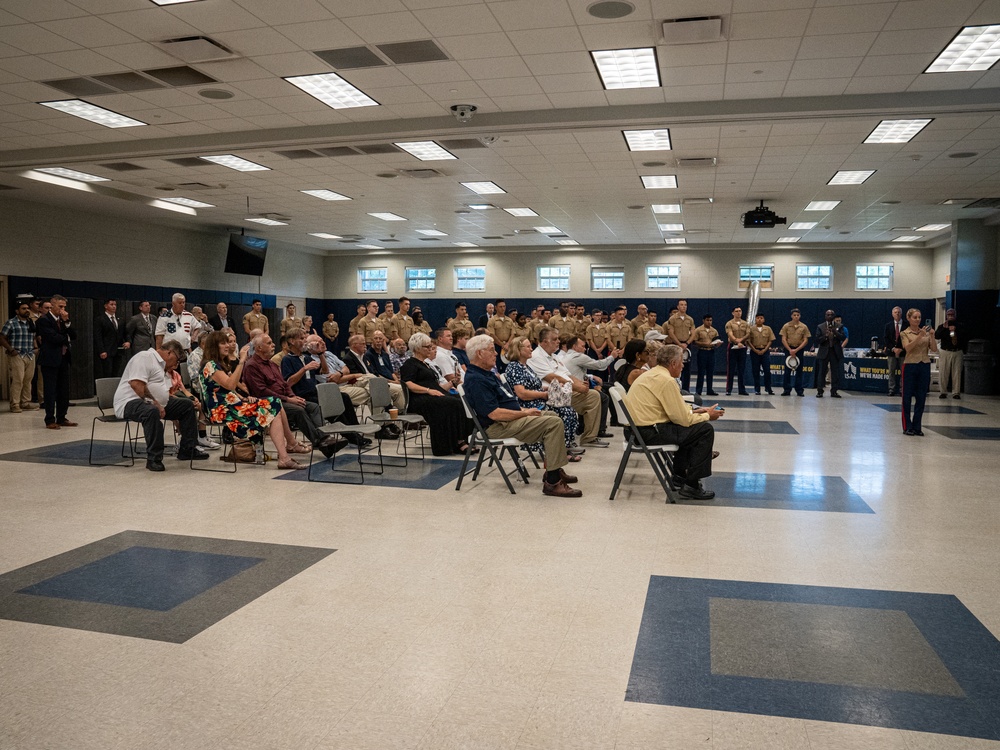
[477,302,494,329]
[882,306,904,396]
[814,309,846,398]
[94,298,129,378]
[35,294,77,429]
[207,301,231,332]
[125,300,155,355]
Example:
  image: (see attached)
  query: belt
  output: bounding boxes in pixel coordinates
[697,346,714,351]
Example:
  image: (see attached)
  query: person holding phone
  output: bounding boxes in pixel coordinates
[900,308,938,436]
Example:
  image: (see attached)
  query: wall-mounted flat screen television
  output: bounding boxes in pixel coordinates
[225,234,268,276]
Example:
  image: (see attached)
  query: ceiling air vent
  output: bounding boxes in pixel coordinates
[662,16,725,45]
[418,237,440,241]
[379,238,400,242]
[101,162,147,171]
[438,138,488,150]
[143,66,217,87]
[399,168,444,179]
[156,37,237,64]
[355,144,401,155]
[92,72,163,92]
[482,236,504,240]
[166,157,208,167]
[316,147,361,157]
[313,46,386,70]
[276,149,325,160]
[43,77,115,97]
[963,198,1000,209]
[376,40,448,65]
[676,157,717,168]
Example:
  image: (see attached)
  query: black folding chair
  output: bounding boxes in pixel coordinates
[608,384,680,503]
[365,376,426,466]
[308,382,383,484]
[88,378,136,467]
[455,384,529,495]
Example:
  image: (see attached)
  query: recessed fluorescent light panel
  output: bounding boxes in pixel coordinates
[828,170,876,185]
[504,208,538,217]
[926,25,1000,73]
[246,217,286,226]
[788,222,817,230]
[394,141,457,160]
[591,48,660,89]
[150,200,195,215]
[652,204,681,213]
[34,167,109,182]
[461,182,506,195]
[417,229,447,236]
[556,239,579,245]
[357,244,383,250]
[805,200,841,211]
[893,235,923,242]
[284,72,378,109]
[864,119,933,144]
[149,0,203,5]
[301,189,351,201]
[467,203,496,210]
[641,175,678,189]
[162,197,214,208]
[623,129,671,151]
[201,155,270,172]
[453,242,478,247]
[39,100,146,128]
[534,226,560,234]
[368,212,406,221]
[658,223,684,231]
[776,237,800,243]
[309,233,342,239]
[664,238,686,244]
[917,223,950,232]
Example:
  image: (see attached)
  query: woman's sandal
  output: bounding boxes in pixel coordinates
[277,458,306,470]
[290,442,312,454]
[456,443,479,455]
[567,454,582,462]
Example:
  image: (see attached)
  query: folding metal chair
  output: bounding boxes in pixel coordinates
[498,373,541,468]
[88,378,136,467]
[308,382,383,484]
[365,376,426,466]
[455,384,530,495]
[608,384,680,503]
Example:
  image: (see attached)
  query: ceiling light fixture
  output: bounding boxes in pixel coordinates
[309,233,342,239]
[893,235,923,242]
[453,241,478,247]
[357,244,383,250]
[556,239,579,245]
[394,141,457,160]
[641,175,678,189]
[651,204,681,213]
[283,72,379,109]
[804,200,841,211]
[150,199,195,215]
[368,212,407,221]
[623,129,671,151]
[417,229,447,236]
[246,217,286,226]
[776,236,800,243]
[658,223,684,231]
[664,238,686,244]
[34,167,109,182]
[788,222,817,230]
[149,0,204,5]
[864,119,933,144]
[467,203,496,210]
[916,223,950,232]
[200,155,270,171]
[828,170,876,185]
[461,181,506,194]
[591,47,660,89]
[504,207,538,217]
[534,226,560,234]
[39,99,147,128]
[301,189,351,201]
[162,196,214,208]
[926,25,1000,73]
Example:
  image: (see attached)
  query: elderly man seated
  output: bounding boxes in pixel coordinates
[625,344,724,500]
[528,327,606,448]
[243,333,346,458]
[342,334,405,410]
[463,334,582,498]
[365,330,397,380]
[431,327,464,386]
[113,339,207,471]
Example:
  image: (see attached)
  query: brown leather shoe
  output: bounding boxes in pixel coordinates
[57,420,78,427]
[45,423,60,430]
[543,480,582,498]
[559,469,579,484]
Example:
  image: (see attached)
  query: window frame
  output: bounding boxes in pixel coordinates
[536,264,572,292]
[590,264,625,292]
[738,264,774,291]
[453,264,486,293]
[795,263,834,292]
[404,266,437,294]
[645,263,681,292]
[854,263,894,291]
[356,266,388,295]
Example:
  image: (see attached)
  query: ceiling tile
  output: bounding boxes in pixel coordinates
[436,32,518,60]
[214,27,301,56]
[413,5,501,36]
[578,20,660,49]
[478,76,543,97]
[727,38,801,64]
[340,67,413,88]
[783,78,851,96]
[40,16,141,46]
[866,27,959,57]
[273,20,364,51]
[459,57,532,80]
[521,51,594,77]
[3,0,87,23]
[487,0,575,31]
[196,58,274,82]
[805,3,896,34]
[101,9,201,41]
[659,41,729,67]
[158,0,266,33]
[0,24,82,54]
[725,61,794,83]
[662,83,725,102]
[253,51,331,77]
[855,53,935,77]
[402,60,470,84]
[545,90,608,108]
[507,27,586,56]
[728,9,812,40]
[883,0,982,30]
[663,64,725,87]
[318,0,407,15]
[535,72,598,94]
[789,57,862,80]
[843,73,918,94]
[342,12,431,44]
[490,93,552,111]
[92,41,181,69]
[796,32,878,60]
[233,0,333,25]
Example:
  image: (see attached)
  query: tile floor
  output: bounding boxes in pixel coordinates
[1,390,999,749]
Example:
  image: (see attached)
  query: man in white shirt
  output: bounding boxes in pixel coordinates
[113,340,206,471]
[155,293,196,353]
[562,335,621,438]
[527,327,606,447]
[431,327,464,386]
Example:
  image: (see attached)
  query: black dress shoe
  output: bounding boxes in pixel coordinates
[320,439,349,458]
[375,427,398,440]
[680,482,715,500]
[146,460,165,472]
[831,393,841,398]
[597,431,614,438]
[914,429,925,436]
[707,391,719,396]
[953,394,961,400]
[904,429,915,436]
[738,391,749,396]
[780,392,790,397]
[766,390,775,395]
[177,450,209,461]
[939,393,948,399]
[816,392,823,398]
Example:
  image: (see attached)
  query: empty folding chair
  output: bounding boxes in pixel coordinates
[88,377,136,467]
[365,375,426,466]
[309,382,383,484]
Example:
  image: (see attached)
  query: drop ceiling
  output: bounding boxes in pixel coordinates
[1,0,1000,253]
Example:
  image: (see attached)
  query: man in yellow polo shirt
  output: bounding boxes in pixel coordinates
[625,344,724,500]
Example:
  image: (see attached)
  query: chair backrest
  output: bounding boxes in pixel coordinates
[316,382,346,421]
[180,364,191,388]
[609,383,629,425]
[613,358,627,373]
[368,376,391,412]
[609,385,659,453]
[95,378,119,412]
[456,383,474,419]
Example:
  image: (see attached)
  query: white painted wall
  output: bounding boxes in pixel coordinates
[932,244,952,299]
[0,196,324,299]
[324,245,938,299]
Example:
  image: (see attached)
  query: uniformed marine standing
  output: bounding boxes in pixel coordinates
[779,309,810,396]
[692,314,721,396]
[747,314,776,395]
[664,300,696,391]
[725,307,751,396]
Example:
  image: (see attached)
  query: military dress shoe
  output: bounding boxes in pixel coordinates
[177,450,209,461]
[559,468,578,484]
[706,391,719,396]
[953,394,961,400]
[57,420,78,427]
[680,482,715,501]
[831,393,841,398]
[543,480,582,498]
[45,423,60,430]
[939,393,948,399]
[146,459,165,472]
[766,390,775,395]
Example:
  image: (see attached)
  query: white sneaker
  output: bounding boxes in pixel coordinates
[197,437,220,450]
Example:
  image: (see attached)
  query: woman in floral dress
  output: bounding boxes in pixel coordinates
[502,337,582,462]
[201,331,308,470]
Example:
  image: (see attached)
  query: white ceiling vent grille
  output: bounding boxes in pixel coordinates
[676,157,718,168]
[662,17,725,45]
[156,37,238,64]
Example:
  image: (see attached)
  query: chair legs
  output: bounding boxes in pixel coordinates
[608,441,679,503]
[307,433,384,484]
[88,417,136,467]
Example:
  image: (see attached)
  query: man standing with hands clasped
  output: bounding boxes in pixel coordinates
[814,309,846,398]
[935,308,964,399]
[883,306,904,397]
[779,309,810,397]
[664,299,696,391]
[725,306,750,396]
[747,313,775,395]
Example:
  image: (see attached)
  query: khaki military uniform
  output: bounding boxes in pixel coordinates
[606,320,633,349]
[693,325,719,349]
[348,314,366,336]
[748,325,776,352]
[243,311,269,336]
[586,322,609,353]
[488,315,515,346]
[664,313,696,346]
[779,321,810,350]
[447,317,475,340]
[725,319,750,344]
[360,316,385,344]
[549,314,571,337]
[322,321,339,340]
[392,314,415,344]
[280,316,303,336]
[630,315,648,331]
[417,320,432,336]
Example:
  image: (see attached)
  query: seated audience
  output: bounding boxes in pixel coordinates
[389,337,410,375]
[365,330,397,380]
[431,327,464,386]
[625,345,724,500]
[201,331,307,470]
[399,333,474,456]
[113,340,206,471]
[319,343,369,407]
[452,330,471,369]
[618,339,649,391]
[342,334,405,409]
[463,335,582,498]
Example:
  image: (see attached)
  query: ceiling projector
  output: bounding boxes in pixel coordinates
[742,200,786,229]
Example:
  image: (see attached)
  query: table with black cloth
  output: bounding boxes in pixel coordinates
[399,357,472,456]
[763,353,895,394]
